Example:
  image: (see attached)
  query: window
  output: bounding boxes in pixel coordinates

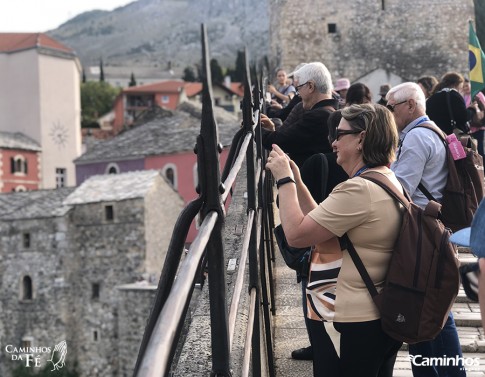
[56,168,67,188]
[161,95,169,104]
[10,156,28,174]
[165,168,175,186]
[105,205,114,221]
[15,186,27,192]
[105,163,120,175]
[92,283,100,300]
[23,233,30,248]
[328,24,337,34]
[162,164,178,189]
[22,337,33,349]
[22,276,33,300]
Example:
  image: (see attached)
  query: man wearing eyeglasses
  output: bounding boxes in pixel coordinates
[387,82,464,377]
[261,62,338,168]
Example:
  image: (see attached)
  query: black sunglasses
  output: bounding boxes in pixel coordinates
[334,129,361,141]
[386,100,407,112]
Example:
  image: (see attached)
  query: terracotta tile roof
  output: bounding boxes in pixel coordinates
[123,80,186,94]
[123,80,244,97]
[184,82,203,97]
[229,83,244,97]
[0,33,74,54]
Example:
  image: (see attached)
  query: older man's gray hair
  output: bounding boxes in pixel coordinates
[293,62,333,94]
[386,82,426,111]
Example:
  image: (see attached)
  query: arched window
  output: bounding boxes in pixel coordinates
[165,168,174,185]
[105,163,120,175]
[11,155,28,175]
[162,164,178,189]
[22,275,33,300]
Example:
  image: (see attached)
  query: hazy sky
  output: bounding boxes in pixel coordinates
[0,0,135,33]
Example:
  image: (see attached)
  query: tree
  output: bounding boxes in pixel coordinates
[210,58,224,84]
[82,68,86,83]
[81,81,120,127]
[129,72,137,87]
[99,58,105,82]
[182,66,197,82]
[229,50,246,82]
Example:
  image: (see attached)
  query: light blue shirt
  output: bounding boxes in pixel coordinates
[391,116,448,209]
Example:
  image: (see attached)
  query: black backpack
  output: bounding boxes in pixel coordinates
[344,171,460,344]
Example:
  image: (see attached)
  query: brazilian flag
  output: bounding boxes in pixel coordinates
[469,21,485,97]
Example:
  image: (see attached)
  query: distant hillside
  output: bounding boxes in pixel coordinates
[49,0,270,74]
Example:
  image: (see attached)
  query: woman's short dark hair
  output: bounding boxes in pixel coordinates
[341,104,398,166]
[345,83,372,106]
[417,75,438,96]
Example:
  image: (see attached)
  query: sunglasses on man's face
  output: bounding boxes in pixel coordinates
[386,100,407,112]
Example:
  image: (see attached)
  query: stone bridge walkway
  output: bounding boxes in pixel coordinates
[272,249,485,376]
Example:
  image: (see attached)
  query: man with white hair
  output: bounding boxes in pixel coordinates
[261,61,337,167]
[387,82,465,377]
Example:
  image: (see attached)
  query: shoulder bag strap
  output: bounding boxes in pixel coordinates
[344,171,408,299]
[342,233,379,298]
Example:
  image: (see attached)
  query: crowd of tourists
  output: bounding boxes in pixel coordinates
[263,62,485,377]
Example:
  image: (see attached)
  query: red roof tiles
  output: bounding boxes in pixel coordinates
[0,33,74,54]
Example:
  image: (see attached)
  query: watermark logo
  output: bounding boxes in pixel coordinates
[5,340,67,370]
[47,340,67,371]
[407,355,480,371]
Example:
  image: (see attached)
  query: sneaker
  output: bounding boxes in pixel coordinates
[291,345,313,360]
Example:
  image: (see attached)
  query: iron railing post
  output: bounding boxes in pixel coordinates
[196,24,231,377]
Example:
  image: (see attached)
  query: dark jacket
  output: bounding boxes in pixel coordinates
[261,98,338,167]
[426,89,472,134]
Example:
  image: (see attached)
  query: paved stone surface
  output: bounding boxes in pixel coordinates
[273,248,485,376]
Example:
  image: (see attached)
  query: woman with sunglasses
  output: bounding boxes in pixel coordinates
[266,103,403,377]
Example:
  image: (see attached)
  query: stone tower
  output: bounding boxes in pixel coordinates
[269,0,475,86]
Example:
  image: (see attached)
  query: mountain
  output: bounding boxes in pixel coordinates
[48,0,270,75]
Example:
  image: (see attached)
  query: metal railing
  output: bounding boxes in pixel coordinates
[133,24,276,377]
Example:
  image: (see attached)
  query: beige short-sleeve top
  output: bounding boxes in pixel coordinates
[308,169,403,322]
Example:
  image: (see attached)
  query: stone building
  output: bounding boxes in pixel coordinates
[269,0,475,95]
[0,170,184,377]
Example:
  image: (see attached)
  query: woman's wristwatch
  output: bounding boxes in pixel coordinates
[276,176,296,189]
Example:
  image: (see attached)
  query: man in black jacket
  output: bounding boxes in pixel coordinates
[261,62,338,167]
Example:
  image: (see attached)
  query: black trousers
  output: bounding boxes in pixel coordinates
[333,319,402,377]
[308,319,339,377]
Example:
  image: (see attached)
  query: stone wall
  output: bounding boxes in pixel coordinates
[0,215,73,376]
[269,0,475,82]
[68,199,147,377]
[117,284,156,377]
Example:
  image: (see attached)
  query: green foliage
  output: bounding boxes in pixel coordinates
[129,72,137,87]
[210,58,224,84]
[81,81,120,127]
[182,66,198,82]
[11,361,79,377]
[227,50,246,82]
[475,0,485,48]
[99,59,105,82]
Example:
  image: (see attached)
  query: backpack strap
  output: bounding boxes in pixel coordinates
[405,123,447,203]
[343,171,409,299]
